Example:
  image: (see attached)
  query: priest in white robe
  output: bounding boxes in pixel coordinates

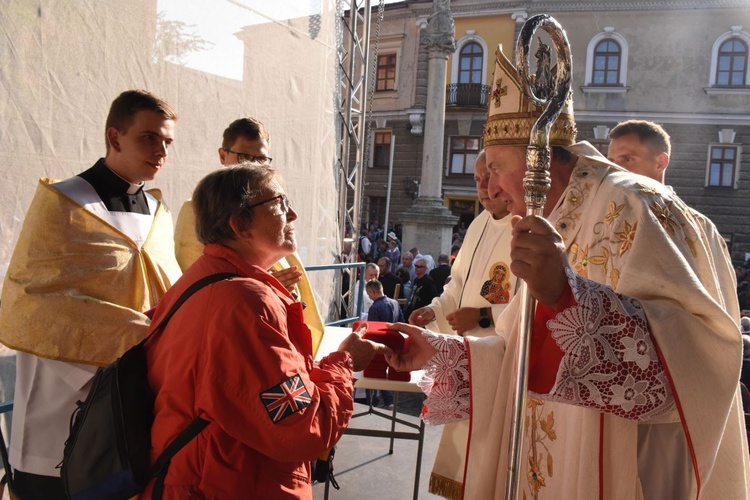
[409,150,517,498]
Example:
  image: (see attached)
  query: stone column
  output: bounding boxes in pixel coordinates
[400,0,458,259]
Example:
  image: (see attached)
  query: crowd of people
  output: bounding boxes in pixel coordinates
[347,227,455,325]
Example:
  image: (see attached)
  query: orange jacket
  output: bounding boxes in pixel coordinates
[140,244,353,499]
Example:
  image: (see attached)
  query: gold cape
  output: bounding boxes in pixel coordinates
[174,199,325,356]
[0,178,182,366]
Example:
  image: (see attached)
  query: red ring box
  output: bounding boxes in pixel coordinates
[353,321,411,381]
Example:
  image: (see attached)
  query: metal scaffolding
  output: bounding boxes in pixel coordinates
[334,0,379,319]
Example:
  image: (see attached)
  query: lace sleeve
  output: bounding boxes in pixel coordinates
[545,268,673,421]
[417,331,471,425]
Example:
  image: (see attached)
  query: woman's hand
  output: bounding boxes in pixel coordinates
[337,325,393,372]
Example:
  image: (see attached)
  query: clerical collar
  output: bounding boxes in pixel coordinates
[104,161,145,194]
[78,159,150,214]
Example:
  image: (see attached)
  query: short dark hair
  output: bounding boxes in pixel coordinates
[610,120,671,156]
[394,267,410,282]
[222,117,270,149]
[105,90,177,152]
[365,280,383,294]
[193,163,277,245]
[437,253,450,264]
[378,256,392,268]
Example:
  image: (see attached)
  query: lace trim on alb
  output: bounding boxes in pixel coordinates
[418,331,471,425]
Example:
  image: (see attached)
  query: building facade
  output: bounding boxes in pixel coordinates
[360,0,750,263]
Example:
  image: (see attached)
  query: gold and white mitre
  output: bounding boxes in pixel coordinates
[483,45,577,147]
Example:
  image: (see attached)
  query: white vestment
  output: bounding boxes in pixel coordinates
[428,210,516,336]
[420,143,749,499]
[426,210,516,498]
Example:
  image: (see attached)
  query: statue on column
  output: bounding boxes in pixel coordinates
[422,0,456,53]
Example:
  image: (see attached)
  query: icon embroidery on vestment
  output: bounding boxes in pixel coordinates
[480,261,511,304]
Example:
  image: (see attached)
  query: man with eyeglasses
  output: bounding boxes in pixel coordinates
[175,117,271,269]
[174,117,326,355]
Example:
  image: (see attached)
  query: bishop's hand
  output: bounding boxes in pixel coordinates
[383,322,438,372]
[510,214,569,308]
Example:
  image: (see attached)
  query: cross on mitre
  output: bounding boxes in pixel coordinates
[493,77,508,106]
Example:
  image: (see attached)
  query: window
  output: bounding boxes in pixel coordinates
[592,40,621,85]
[458,42,483,84]
[450,32,489,85]
[716,39,748,87]
[583,29,629,92]
[373,131,392,169]
[376,54,396,91]
[449,137,481,175]
[708,28,750,92]
[707,145,740,187]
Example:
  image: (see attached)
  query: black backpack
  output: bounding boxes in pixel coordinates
[60,272,237,500]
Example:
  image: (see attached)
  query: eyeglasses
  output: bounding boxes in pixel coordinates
[223,148,273,164]
[414,264,427,268]
[245,194,292,213]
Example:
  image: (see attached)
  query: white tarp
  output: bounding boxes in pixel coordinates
[0,0,342,318]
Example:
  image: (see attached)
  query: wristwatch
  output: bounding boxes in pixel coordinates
[478,307,492,328]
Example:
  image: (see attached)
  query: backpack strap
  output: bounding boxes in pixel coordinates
[142,271,238,499]
[142,272,239,347]
[151,416,210,499]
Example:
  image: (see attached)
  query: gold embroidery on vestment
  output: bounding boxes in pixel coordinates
[650,200,680,237]
[615,220,637,256]
[637,182,659,195]
[526,399,555,498]
[605,201,624,224]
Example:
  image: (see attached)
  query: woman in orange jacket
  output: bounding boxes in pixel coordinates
[141,164,389,499]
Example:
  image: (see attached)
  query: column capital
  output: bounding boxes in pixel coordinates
[420,0,456,55]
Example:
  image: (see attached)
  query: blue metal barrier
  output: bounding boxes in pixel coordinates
[305,262,366,327]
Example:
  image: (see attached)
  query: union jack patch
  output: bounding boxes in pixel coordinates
[260,374,313,423]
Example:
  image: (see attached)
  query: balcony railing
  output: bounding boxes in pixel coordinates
[446,83,492,108]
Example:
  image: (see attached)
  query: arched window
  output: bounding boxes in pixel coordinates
[458,42,483,84]
[716,39,748,87]
[592,40,621,85]
[708,28,750,91]
[583,29,629,91]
